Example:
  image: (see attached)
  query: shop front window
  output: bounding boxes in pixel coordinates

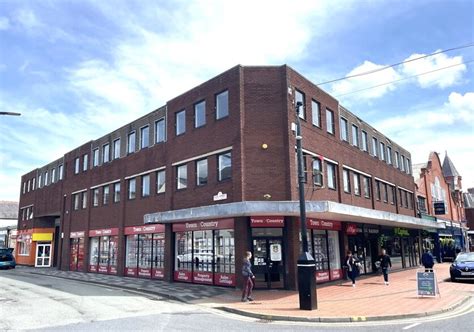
[175,231,193,273]
[89,237,99,272]
[138,234,153,276]
[98,236,110,273]
[214,230,235,274]
[193,230,213,272]
[153,233,165,271]
[109,236,118,274]
[125,235,139,276]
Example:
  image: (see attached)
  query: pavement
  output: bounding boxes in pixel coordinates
[12,263,474,323]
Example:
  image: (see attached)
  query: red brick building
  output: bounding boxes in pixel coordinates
[17,65,444,290]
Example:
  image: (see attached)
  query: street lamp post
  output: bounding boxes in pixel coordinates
[295,101,317,310]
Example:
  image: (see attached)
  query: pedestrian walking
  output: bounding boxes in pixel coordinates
[241,251,255,302]
[378,249,392,285]
[421,249,435,272]
[345,250,360,287]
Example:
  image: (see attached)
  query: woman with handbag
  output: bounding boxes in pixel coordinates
[345,250,360,287]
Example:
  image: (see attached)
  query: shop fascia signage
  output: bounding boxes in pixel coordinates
[251,216,284,227]
[306,219,341,231]
[173,219,234,232]
[345,223,358,235]
[124,224,165,235]
[70,231,85,238]
[88,228,119,237]
[394,227,410,237]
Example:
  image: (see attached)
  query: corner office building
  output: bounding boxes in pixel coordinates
[17,65,445,290]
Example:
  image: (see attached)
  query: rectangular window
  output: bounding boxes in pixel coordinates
[93,148,99,167]
[194,100,206,128]
[390,186,396,205]
[176,110,186,136]
[327,162,336,190]
[399,188,404,207]
[177,165,187,189]
[363,176,371,198]
[83,154,88,171]
[312,158,323,186]
[93,188,100,207]
[155,119,166,143]
[128,132,136,154]
[216,90,229,119]
[22,182,26,194]
[140,125,149,149]
[387,146,392,164]
[218,151,232,181]
[102,144,110,163]
[361,131,368,152]
[400,155,406,172]
[114,182,120,203]
[128,178,136,199]
[395,151,400,168]
[406,158,411,174]
[58,165,64,180]
[27,180,31,192]
[343,169,351,193]
[311,100,321,127]
[51,168,56,183]
[113,138,121,159]
[380,142,385,161]
[156,170,165,194]
[352,125,359,147]
[372,137,378,157]
[103,186,110,205]
[32,177,36,190]
[73,194,80,210]
[326,109,335,134]
[82,191,87,209]
[376,181,381,201]
[142,174,150,197]
[44,171,49,186]
[353,173,360,196]
[404,191,409,208]
[196,159,208,186]
[418,196,427,213]
[295,90,305,119]
[340,117,348,141]
[74,158,80,174]
[38,174,42,189]
[383,183,388,202]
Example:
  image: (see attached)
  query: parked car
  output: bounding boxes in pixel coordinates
[450,252,474,282]
[0,247,16,269]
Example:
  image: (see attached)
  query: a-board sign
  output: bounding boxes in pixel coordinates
[416,271,437,297]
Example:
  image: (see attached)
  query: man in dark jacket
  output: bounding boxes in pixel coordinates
[421,249,435,272]
[379,249,392,285]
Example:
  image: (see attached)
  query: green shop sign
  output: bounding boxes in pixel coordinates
[394,227,410,237]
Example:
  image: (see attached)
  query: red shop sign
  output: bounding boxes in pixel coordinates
[315,271,330,283]
[214,273,236,287]
[346,223,358,235]
[193,271,214,285]
[152,268,165,279]
[250,216,284,228]
[124,224,165,235]
[70,231,85,238]
[307,219,341,231]
[89,228,119,237]
[174,270,192,282]
[172,219,234,232]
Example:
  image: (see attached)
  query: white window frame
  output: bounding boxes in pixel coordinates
[311,100,321,127]
[216,90,229,119]
[218,151,232,182]
[142,174,150,197]
[194,100,206,128]
[340,117,348,141]
[128,178,136,199]
[113,138,121,160]
[295,90,305,120]
[155,118,166,143]
[176,110,186,136]
[140,125,150,149]
[326,108,335,134]
[156,170,166,194]
[75,157,80,174]
[352,125,359,147]
[102,143,110,163]
[93,148,99,167]
[177,165,187,189]
[128,131,136,154]
[83,154,88,171]
[196,159,208,186]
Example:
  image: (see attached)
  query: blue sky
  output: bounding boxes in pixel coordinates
[0,0,473,201]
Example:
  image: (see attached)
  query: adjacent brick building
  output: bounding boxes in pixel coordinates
[17,65,444,290]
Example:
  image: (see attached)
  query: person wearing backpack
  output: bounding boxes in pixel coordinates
[421,249,435,272]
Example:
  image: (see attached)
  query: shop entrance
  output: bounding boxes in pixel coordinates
[252,237,284,289]
[35,243,52,267]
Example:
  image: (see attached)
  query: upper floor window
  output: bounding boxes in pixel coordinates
[361,131,368,152]
[128,132,136,154]
[156,170,166,194]
[343,169,351,193]
[326,108,335,134]
[93,148,99,167]
[73,194,80,211]
[44,171,49,186]
[352,125,359,147]
[113,182,120,203]
[93,188,100,207]
[400,155,406,172]
[82,191,87,209]
[387,146,392,165]
[32,177,36,190]
[128,178,136,199]
[383,183,388,202]
[379,142,385,161]
[418,196,427,213]
[311,100,321,127]
[340,118,348,141]
[103,185,110,205]
[155,119,166,143]
[102,143,110,163]
[295,90,305,119]
[58,165,64,180]
[216,90,229,119]
[177,165,188,189]
[51,168,56,183]
[194,101,206,128]
[390,186,396,204]
[83,154,88,171]
[312,158,323,186]
[38,174,42,189]
[395,151,400,168]
[218,152,232,181]
[326,162,337,190]
[113,139,120,160]
[176,110,186,136]
[196,159,208,186]
[372,137,378,157]
[363,176,371,198]
[74,158,80,174]
[142,174,150,197]
[375,180,381,200]
[353,173,361,196]
[405,158,411,174]
[140,125,149,149]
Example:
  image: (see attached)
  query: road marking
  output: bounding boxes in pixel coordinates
[403,322,421,330]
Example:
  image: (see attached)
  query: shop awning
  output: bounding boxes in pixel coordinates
[32,233,53,241]
[144,200,446,230]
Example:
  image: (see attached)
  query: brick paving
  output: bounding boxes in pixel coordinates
[13,263,474,321]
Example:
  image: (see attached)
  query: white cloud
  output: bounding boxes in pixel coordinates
[401,51,466,88]
[15,9,40,30]
[0,16,10,30]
